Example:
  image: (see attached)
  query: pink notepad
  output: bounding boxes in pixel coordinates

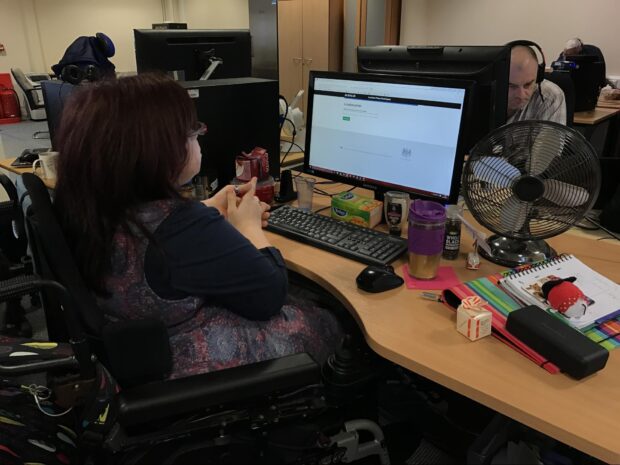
[401,265,461,291]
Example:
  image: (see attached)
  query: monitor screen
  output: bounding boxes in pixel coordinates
[40,80,76,150]
[134,29,252,81]
[303,71,470,203]
[357,45,510,152]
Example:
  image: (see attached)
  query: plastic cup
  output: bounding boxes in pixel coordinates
[294,177,315,211]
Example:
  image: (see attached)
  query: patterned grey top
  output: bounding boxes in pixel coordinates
[507,80,567,125]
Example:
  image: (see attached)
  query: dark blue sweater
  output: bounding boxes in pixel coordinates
[144,201,288,321]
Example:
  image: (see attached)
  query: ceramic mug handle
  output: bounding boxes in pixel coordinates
[32,159,45,177]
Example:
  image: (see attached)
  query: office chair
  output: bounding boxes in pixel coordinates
[0,172,390,464]
[544,71,576,127]
[0,174,33,338]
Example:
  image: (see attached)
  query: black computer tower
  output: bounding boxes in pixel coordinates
[181,78,280,192]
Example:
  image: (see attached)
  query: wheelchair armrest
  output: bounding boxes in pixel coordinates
[0,274,41,300]
[0,336,79,375]
[117,352,320,428]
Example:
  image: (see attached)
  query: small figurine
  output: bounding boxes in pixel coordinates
[541,277,588,319]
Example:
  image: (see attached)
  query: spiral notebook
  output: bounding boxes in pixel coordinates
[499,254,620,330]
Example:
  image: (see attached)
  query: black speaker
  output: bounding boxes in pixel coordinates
[275,169,297,203]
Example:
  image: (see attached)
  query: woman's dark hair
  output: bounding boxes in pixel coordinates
[54,73,198,294]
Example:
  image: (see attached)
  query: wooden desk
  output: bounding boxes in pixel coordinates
[267,185,620,464]
[0,157,56,189]
[573,107,619,125]
[597,97,620,110]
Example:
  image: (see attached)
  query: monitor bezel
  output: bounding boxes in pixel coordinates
[303,71,473,204]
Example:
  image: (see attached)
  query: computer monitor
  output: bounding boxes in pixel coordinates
[40,80,76,150]
[134,29,252,81]
[552,55,604,111]
[303,71,471,204]
[357,45,510,152]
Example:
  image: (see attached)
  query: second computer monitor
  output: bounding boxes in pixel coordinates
[134,29,252,81]
[303,71,471,204]
[357,45,510,152]
[40,80,76,150]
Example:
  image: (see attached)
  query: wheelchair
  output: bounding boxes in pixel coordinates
[0,172,393,464]
[0,173,34,337]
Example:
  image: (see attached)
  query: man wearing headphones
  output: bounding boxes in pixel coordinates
[507,44,566,125]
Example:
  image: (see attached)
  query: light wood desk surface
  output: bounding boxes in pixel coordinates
[267,181,620,464]
[573,106,620,125]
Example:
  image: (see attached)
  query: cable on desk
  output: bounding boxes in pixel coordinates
[583,216,620,242]
[280,118,297,165]
[289,141,304,153]
[313,185,355,197]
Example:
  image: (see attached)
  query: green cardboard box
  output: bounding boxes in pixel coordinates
[331,191,383,228]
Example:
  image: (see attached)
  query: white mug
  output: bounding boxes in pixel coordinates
[32,151,59,180]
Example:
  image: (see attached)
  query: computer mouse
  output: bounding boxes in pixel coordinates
[18,150,40,164]
[356,265,404,293]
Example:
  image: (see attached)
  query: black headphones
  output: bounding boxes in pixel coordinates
[59,33,115,85]
[505,40,546,84]
[60,64,101,85]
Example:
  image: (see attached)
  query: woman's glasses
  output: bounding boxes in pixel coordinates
[188,122,207,138]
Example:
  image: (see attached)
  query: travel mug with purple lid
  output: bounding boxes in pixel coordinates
[408,200,446,279]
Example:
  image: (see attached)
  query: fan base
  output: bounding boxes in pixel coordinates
[478,235,557,268]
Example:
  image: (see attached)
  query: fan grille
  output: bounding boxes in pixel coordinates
[463,121,601,240]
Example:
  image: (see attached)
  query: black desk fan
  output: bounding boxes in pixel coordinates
[462,120,601,267]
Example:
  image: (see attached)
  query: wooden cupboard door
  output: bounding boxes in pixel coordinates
[302,0,330,74]
[278,0,304,103]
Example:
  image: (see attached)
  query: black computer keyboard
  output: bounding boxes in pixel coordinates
[266,205,408,266]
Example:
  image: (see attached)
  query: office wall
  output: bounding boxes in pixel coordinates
[0,0,250,75]
[400,0,620,79]
[182,0,248,29]
[0,0,32,73]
